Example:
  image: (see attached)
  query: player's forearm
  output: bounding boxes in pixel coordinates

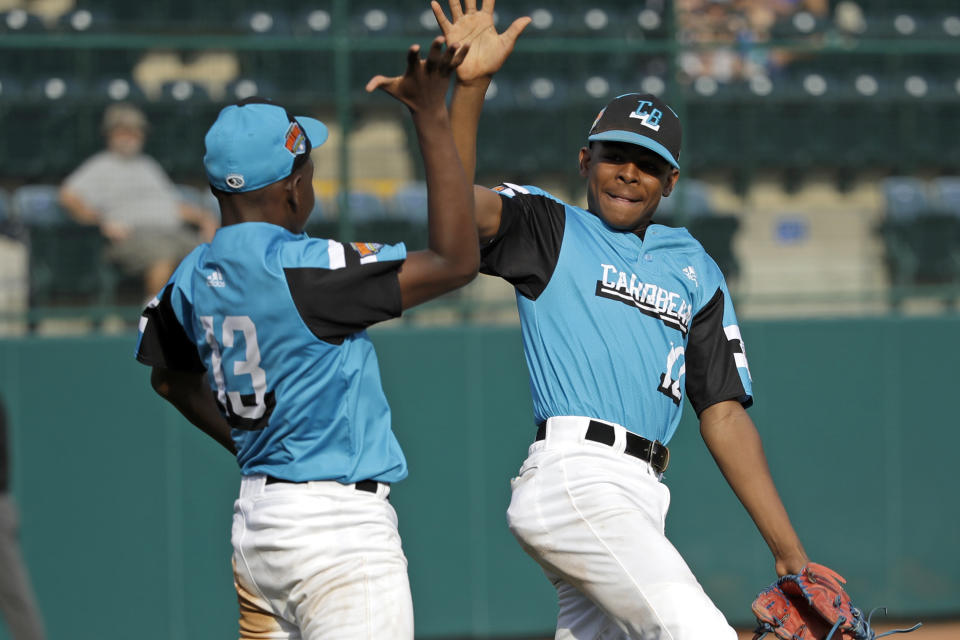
[59,188,101,225]
[699,401,808,575]
[449,79,490,185]
[411,106,479,278]
[151,368,236,455]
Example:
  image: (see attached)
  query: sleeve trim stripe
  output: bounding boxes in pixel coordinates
[328,239,345,270]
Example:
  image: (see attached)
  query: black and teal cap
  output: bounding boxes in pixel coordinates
[587,92,681,170]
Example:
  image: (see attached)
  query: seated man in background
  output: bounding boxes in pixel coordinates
[60,102,218,301]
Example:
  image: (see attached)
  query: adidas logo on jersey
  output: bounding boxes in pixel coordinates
[207,269,226,288]
[682,266,698,286]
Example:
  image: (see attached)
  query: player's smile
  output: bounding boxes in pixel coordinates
[579,141,678,236]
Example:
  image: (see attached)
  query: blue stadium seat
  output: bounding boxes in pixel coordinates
[390,181,428,223]
[687,215,741,282]
[342,190,388,222]
[225,77,280,103]
[159,80,212,103]
[677,179,714,221]
[349,3,403,36]
[403,4,442,36]
[93,76,147,103]
[563,3,623,36]
[931,177,960,217]
[479,77,517,111]
[0,8,46,33]
[56,7,114,32]
[27,75,87,102]
[12,185,68,226]
[875,176,960,292]
[882,176,932,221]
[175,184,218,218]
[0,187,23,240]
[292,7,335,37]
[0,75,23,100]
[513,73,571,110]
[235,9,292,35]
[12,184,118,306]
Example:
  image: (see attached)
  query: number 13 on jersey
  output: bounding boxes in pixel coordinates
[201,315,275,430]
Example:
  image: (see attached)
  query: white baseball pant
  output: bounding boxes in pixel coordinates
[231,475,413,640]
[506,416,737,640]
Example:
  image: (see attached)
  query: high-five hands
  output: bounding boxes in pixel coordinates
[431,0,530,84]
[366,36,469,112]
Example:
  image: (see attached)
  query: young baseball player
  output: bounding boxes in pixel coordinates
[134,38,477,639]
[433,1,811,638]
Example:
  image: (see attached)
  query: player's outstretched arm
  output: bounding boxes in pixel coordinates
[366,37,479,310]
[151,367,236,455]
[434,0,530,241]
[699,400,809,577]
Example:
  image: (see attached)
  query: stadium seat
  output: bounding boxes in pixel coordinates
[158,79,212,103]
[292,7,335,37]
[687,215,741,283]
[883,213,960,289]
[225,77,280,102]
[875,176,960,293]
[175,184,219,220]
[55,7,114,32]
[93,76,147,103]
[403,4,442,36]
[12,185,68,226]
[26,75,87,102]
[235,9,292,35]
[931,176,960,217]
[390,181,428,223]
[563,3,624,36]
[0,187,24,240]
[0,8,46,33]
[882,176,932,222]
[341,190,389,222]
[349,3,403,36]
[0,75,23,100]
[12,185,117,306]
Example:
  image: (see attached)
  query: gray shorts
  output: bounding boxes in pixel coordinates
[106,227,201,275]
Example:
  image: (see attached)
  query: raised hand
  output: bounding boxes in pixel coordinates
[365,36,468,112]
[431,0,530,84]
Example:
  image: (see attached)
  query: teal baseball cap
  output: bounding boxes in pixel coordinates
[203,97,329,193]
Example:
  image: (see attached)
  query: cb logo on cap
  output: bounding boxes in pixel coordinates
[629,100,662,132]
[226,174,245,189]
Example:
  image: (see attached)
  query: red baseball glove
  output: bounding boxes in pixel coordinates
[751,563,921,640]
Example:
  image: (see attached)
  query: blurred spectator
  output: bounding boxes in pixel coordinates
[59,103,218,301]
[0,393,46,640]
[677,0,830,86]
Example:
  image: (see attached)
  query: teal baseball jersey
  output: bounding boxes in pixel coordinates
[481,183,752,445]
[135,222,409,483]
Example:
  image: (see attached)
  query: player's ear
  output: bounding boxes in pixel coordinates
[662,169,680,197]
[285,172,302,212]
[578,146,591,177]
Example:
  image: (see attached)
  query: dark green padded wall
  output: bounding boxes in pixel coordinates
[0,317,957,639]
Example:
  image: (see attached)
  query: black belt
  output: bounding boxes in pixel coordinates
[536,420,670,474]
[265,476,382,493]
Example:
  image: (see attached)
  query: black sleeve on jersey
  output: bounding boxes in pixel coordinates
[480,193,565,300]
[285,257,404,343]
[135,285,206,373]
[684,287,751,417]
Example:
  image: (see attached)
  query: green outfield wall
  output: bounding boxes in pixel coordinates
[1,316,958,639]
